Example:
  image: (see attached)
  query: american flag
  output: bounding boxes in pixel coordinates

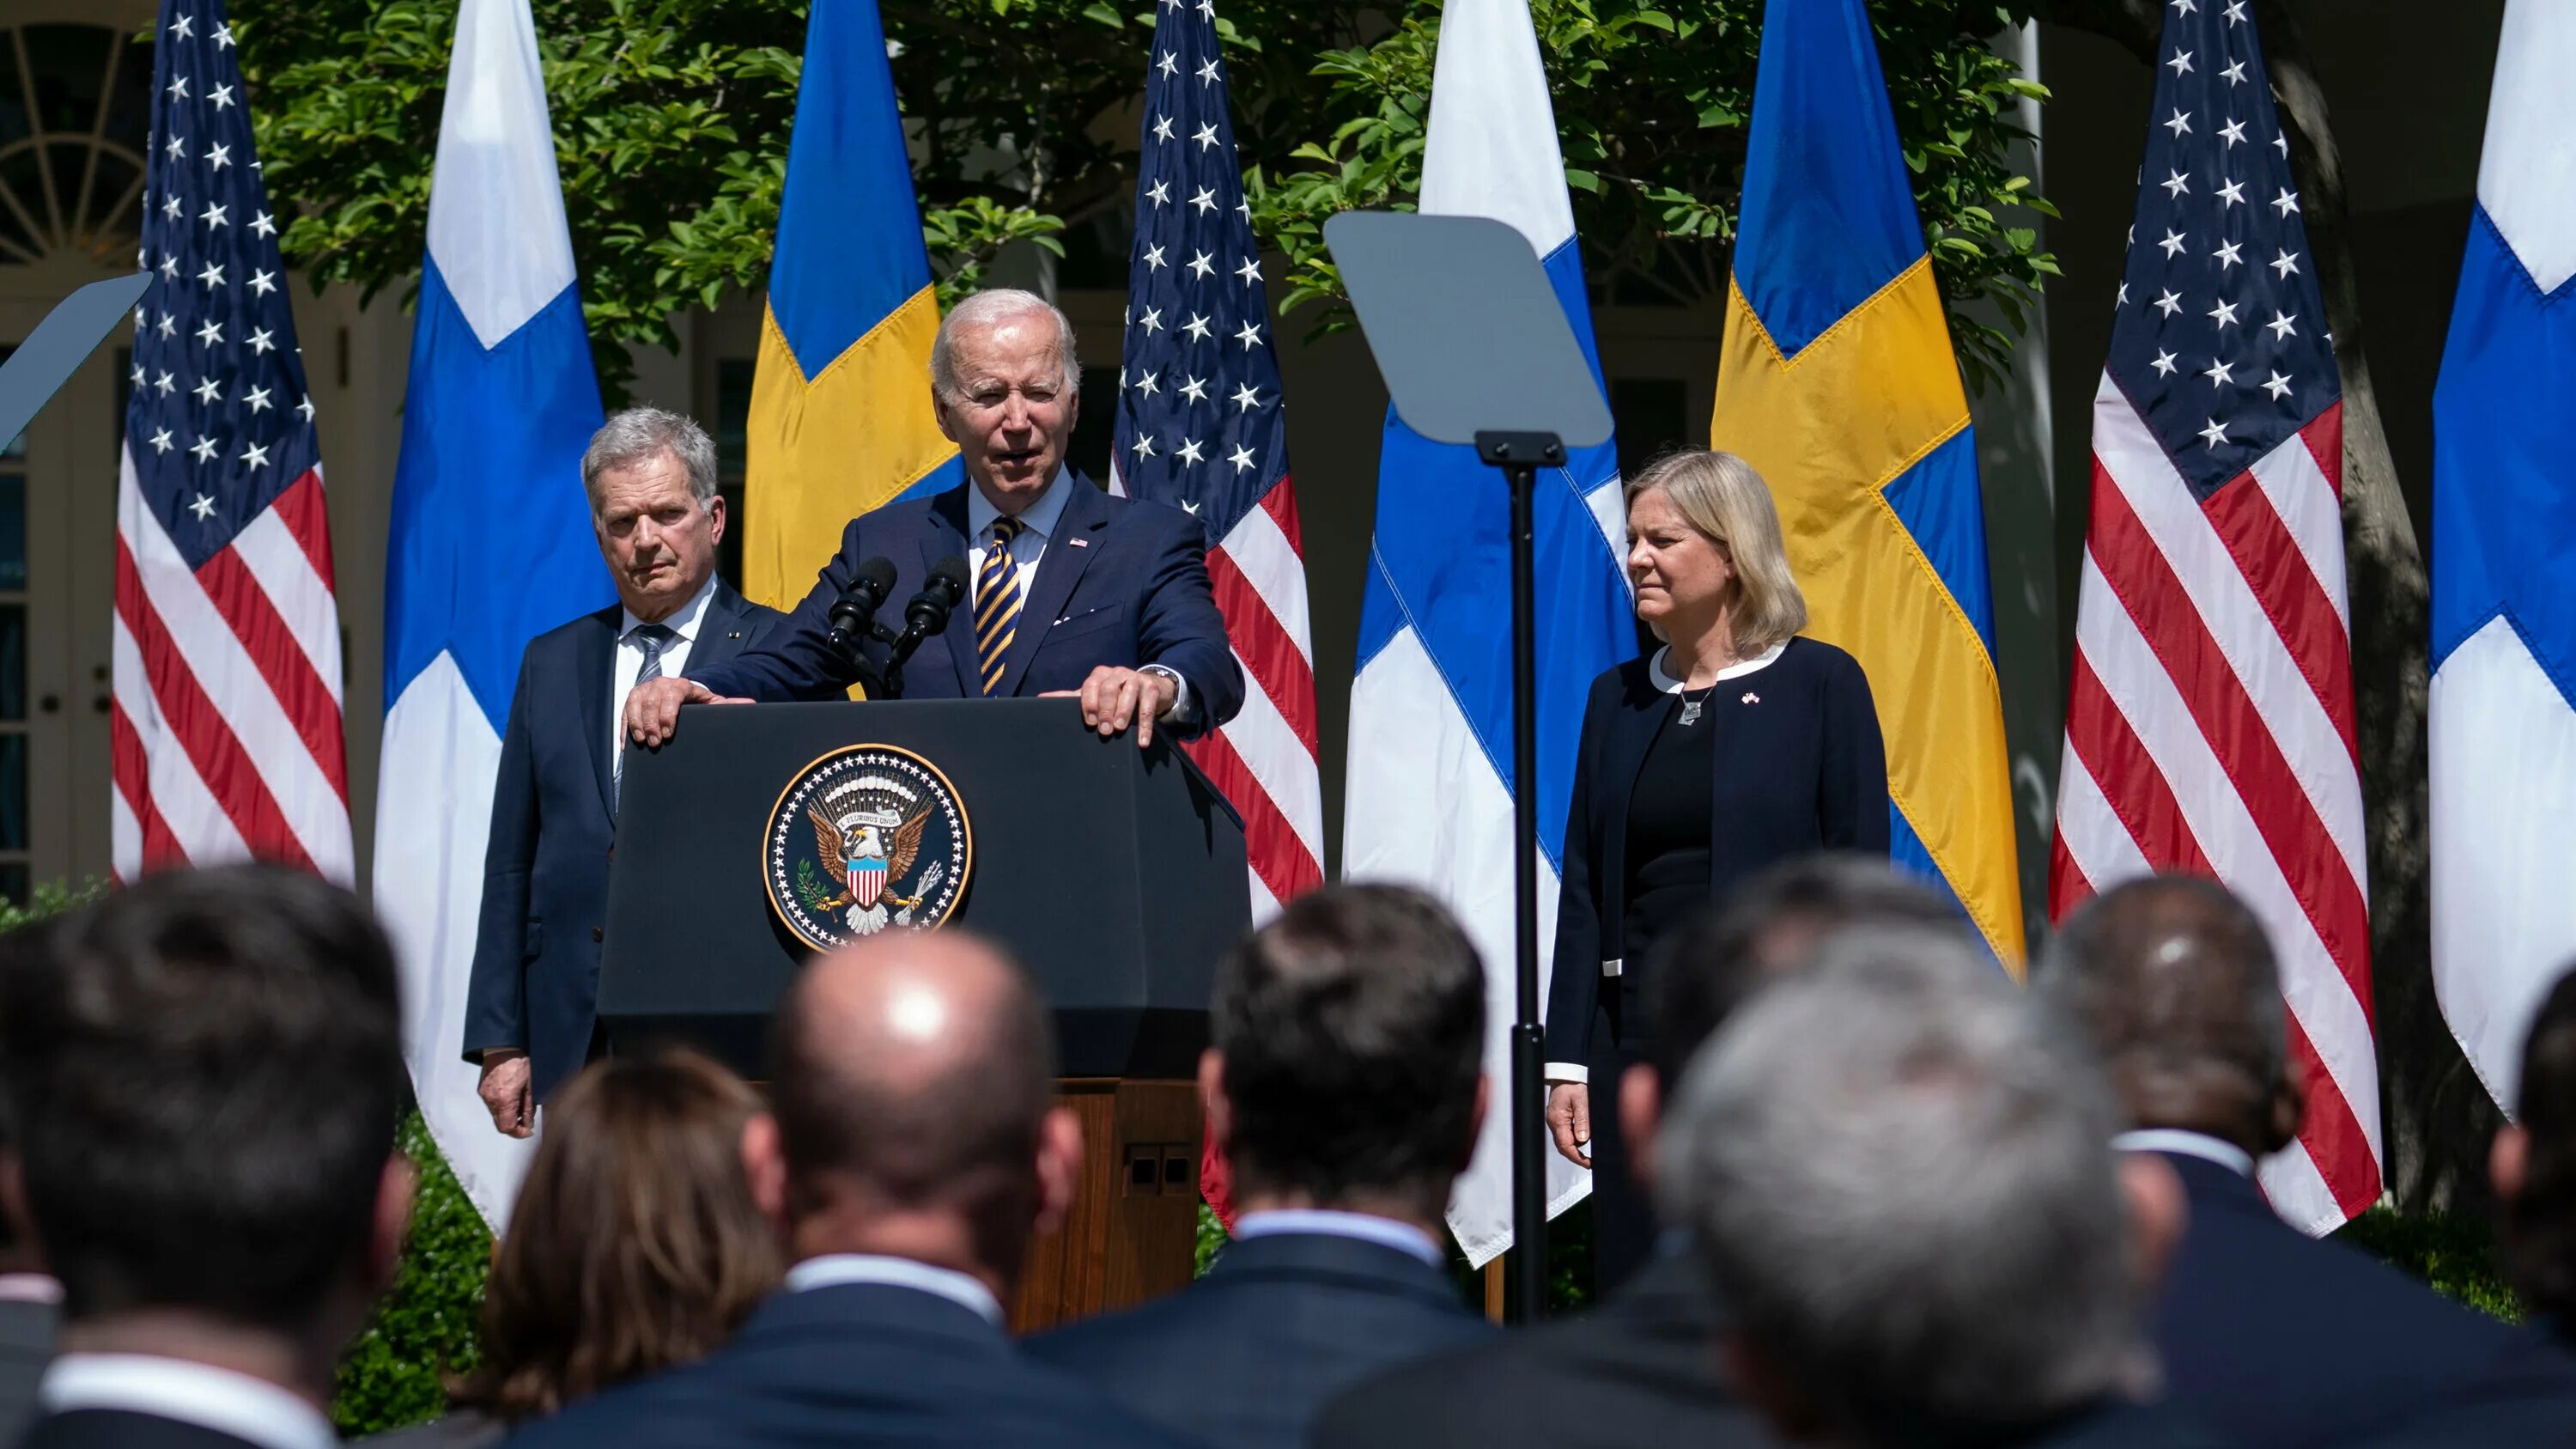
[2051,0,2374,1230]
[113,0,351,884]
[1112,0,1323,919]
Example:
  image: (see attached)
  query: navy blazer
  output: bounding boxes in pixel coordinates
[1543,636,1889,1066]
[1313,1242,1764,1449]
[1029,1231,1491,1449]
[502,1283,1190,1449]
[461,582,780,1102]
[2340,1321,2576,1446]
[688,477,1243,730]
[2143,1150,2520,1448]
[17,1411,269,1449]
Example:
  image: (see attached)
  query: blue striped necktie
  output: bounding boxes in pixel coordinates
[975,516,1026,696]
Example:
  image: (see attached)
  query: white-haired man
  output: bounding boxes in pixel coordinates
[624,289,1242,748]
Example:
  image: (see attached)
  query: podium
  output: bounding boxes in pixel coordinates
[598,698,1249,1330]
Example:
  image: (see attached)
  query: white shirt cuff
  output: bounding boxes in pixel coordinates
[1141,664,1194,725]
[1544,1062,1588,1085]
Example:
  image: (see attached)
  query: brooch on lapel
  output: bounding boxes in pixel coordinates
[1741,692,1760,705]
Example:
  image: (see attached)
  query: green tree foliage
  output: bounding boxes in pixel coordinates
[233,0,2051,396]
[331,1112,492,1436]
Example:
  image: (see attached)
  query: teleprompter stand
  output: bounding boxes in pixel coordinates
[1324,211,1616,1323]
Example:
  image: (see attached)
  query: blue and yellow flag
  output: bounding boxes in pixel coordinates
[744,0,962,606]
[1710,0,2024,969]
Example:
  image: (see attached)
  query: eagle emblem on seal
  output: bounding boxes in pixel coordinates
[764,746,971,947]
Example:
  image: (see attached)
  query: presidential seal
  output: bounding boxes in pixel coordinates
[764,745,972,949]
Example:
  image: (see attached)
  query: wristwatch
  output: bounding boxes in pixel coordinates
[1138,663,1194,723]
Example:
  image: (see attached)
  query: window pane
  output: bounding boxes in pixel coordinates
[716,357,755,478]
[1608,377,1691,481]
[23,25,110,137]
[0,344,19,455]
[0,477,24,591]
[0,35,28,151]
[0,863,27,910]
[100,33,152,155]
[0,734,26,852]
[0,605,23,719]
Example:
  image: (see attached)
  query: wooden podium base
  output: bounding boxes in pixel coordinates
[1009,1077,1204,1334]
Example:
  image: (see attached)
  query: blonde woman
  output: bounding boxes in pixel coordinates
[1541,449,1889,1292]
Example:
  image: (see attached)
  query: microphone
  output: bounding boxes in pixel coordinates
[879,555,972,699]
[825,556,900,664]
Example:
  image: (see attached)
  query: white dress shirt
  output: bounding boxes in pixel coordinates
[785,1253,1005,1326]
[0,1273,60,1305]
[38,1355,337,1449]
[611,572,719,793]
[1544,642,1792,1089]
[963,471,1193,721]
[1232,1209,1446,1269]
[2113,1127,2257,1177]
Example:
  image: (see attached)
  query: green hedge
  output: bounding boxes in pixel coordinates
[334,1114,491,1436]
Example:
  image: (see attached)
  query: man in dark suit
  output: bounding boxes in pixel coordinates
[1030,885,1493,1448]
[2038,876,2519,1447]
[0,867,410,1449]
[1664,929,2215,1448]
[506,928,1187,1449]
[624,288,1242,753]
[1315,856,1969,1449]
[462,407,781,1135]
[0,1109,58,1444]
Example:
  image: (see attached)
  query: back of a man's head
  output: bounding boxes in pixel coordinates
[2036,874,2292,1154]
[1646,854,1969,1087]
[1210,884,1483,1222]
[2500,965,2576,1318]
[766,929,1060,1273]
[0,866,404,1336]
[1660,928,2153,1445]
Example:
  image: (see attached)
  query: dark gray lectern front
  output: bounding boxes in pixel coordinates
[598,697,1249,1329]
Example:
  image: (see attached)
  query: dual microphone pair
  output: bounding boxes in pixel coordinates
[824,555,969,699]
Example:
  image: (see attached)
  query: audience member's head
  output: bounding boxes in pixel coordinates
[2493,963,2576,1319]
[1624,855,1967,1190]
[459,1048,783,1423]
[1204,884,1485,1229]
[750,928,1076,1295]
[2036,874,2298,1159]
[1660,928,2179,1446]
[0,867,409,1386]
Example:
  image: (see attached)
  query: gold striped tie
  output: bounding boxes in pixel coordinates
[975,516,1025,696]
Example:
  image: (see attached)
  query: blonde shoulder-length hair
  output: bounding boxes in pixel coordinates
[1627,448,1807,654]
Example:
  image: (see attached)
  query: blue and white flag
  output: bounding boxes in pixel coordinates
[377,0,610,1226]
[1340,0,1633,1265]
[2430,0,2576,1111]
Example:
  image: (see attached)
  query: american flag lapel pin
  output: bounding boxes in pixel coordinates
[1068,537,1090,548]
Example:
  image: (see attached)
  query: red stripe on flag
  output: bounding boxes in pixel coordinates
[2300,403,2344,500]
[2283,1010,2384,1218]
[113,538,317,874]
[2201,473,2359,766]
[268,469,338,592]
[1258,475,1305,554]
[109,700,183,875]
[2084,466,2373,1014]
[2063,649,2215,878]
[1186,727,1323,904]
[1206,544,1321,757]
[197,545,349,800]
[2047,832,2093,921]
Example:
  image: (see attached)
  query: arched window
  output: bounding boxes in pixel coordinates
[0,23,154,265]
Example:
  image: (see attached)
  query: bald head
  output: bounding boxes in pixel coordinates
[769,931,1056,1216]
[2036,875,2293,1154]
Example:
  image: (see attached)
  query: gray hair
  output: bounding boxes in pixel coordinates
[928,289,1080,401]
[581,407,719,513]
[1658,928,2151,1440]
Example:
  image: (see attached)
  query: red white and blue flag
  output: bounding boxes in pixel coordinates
[113,0,352,886]
[1110,0,1323,922]
[2050,0,2377,1232]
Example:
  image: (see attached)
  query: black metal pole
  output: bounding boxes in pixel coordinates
[1504,455,1546,1324]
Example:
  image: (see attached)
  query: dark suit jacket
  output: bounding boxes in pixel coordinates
[16,1409,270,1449]
[1028,1230,1490,1449]
[687,478,1243,729]
[2143,1150,2519,1447]
[1543,636,1888,1068]
[2336,1321,2576,1447]
[1311,1245,1766,1449]
[0,1296,57,1446]
[461,582,780,1101]
[501,1283,1189,1449]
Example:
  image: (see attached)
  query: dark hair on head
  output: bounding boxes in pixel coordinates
[1212,883,1485,1219]
[0,865,403,1331]
[456,1048,782,1422]
[2506,965,2576,1318]
[1645,853,1968,1085]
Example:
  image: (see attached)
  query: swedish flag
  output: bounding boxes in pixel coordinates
[744,0,962,607]
[1709,0,2024,968]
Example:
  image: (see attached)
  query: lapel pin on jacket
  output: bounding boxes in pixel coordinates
[1741,691,1760,705]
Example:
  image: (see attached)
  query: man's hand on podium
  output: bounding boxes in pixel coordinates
[623,675,750,748]
[478,1049,534,1139]
[1047,665,1179,748]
